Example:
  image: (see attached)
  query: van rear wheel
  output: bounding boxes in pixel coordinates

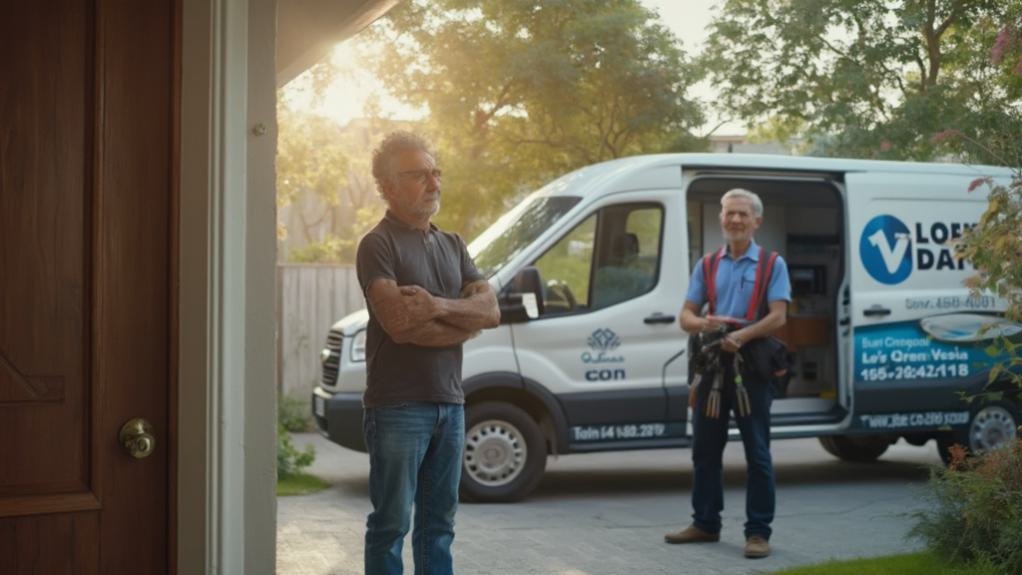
[937,401,1019,466]
[460,402,547,503]
[818,435,890,462]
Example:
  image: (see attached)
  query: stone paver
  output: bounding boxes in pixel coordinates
[278,433,941,574]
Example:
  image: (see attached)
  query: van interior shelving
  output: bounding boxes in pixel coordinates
[686,175,846,420]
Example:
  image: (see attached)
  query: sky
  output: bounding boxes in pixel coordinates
[288,0,743,135]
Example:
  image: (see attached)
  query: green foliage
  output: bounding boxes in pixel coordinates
[287,235,346,264]
[770,552,999,575]
[702,1,1022,163]
[277,422,316,479]
[279,392,314,433]
[276,107,350,216]
[952,130,1022,390]
[356,0,706,238]
[277,472,330,497]
[276,104,392,261]
[911,439,1022,574]
[958,172,1022,323]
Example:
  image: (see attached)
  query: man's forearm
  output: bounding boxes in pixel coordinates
[680,308,705,334]
[399,319,478,347]
[737,310,786,342]
[433,281,500,331]
[435,293,498,331]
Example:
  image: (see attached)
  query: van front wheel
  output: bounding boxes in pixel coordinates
[818,435,890,462]
[460,402,547,503]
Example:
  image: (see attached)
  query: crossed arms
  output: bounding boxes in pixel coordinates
[366,278,501,347]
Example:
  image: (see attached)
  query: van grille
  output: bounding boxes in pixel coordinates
[321,329,343,388]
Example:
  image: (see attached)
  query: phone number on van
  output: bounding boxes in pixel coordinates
[571,423,671,442]
[905,295,998,311]
[859,363,970,382]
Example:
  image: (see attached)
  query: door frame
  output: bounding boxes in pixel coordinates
[178,0,277,572]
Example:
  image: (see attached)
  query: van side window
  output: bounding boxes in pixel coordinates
[591,205,662,309]
[532,203,662,316]
[533,214,596,314]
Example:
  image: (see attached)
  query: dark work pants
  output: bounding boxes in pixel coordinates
[690,354,776,539]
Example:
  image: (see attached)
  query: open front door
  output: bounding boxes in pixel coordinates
[1,2,172,573]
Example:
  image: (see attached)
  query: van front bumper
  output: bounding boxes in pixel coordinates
[312,387,366,452]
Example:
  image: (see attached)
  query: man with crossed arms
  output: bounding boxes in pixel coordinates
[356,131,500,574]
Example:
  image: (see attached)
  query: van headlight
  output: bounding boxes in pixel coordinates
[350,329,367,362]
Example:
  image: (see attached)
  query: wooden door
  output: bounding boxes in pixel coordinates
[0,1,173,573]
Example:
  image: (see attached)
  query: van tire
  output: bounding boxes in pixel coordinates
[460,402,547,503]
[818,435,890,462]
[937,401,1019,466]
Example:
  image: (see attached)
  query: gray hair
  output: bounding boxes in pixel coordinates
[720,188,763,217]
[371,131,435,198]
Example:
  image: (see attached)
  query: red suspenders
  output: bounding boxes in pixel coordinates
[702,246,778,322]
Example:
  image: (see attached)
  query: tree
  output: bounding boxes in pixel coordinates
[277,103,408,262]
[702,0,1022,164]
[359,0,706,237]
[276,106,350,246]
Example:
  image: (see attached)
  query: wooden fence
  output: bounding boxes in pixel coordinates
[277,264,364,398]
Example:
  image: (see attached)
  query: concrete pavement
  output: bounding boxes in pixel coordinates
[277,433,943,574]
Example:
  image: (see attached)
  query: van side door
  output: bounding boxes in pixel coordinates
[509,190,690,449]
[846,171,1000,431]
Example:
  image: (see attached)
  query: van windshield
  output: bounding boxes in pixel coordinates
[468,196,581,278]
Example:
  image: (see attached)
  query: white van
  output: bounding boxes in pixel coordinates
[312,153,1021,502]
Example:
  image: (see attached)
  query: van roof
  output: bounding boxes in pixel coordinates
[535,152,1014,198]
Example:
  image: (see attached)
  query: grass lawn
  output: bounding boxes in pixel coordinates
[771,552,998,575]
[277,473,330,497]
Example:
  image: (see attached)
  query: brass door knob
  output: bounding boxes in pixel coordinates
[120,418,156,459]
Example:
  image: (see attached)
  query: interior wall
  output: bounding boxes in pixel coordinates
[178,0,213,571]
[178,0,277,573]
[786,206,839,235]
[246,0,279,571]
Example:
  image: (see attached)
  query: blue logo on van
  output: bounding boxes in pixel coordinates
[582,328,624,365]
[587,328,621,352]
[860,215,913,284]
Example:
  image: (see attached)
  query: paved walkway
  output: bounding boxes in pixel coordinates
[278,434,942,574]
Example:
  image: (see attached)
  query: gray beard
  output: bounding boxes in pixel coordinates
[413,198,440,218]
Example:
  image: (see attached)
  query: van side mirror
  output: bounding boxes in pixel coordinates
[500,267,545,323]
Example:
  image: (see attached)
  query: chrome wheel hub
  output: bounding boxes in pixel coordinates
[969,405,1018,452]
[464,419,527,487]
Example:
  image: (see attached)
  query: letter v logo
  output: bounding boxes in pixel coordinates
[867,229,911,274]
[860,215,913,284]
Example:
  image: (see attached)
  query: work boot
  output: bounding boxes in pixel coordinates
[744,535,770,558]
[664,524,720,544]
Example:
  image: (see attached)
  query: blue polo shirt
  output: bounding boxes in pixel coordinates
[685,240,791,323]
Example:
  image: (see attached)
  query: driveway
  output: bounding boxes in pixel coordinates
[277,433,942,574]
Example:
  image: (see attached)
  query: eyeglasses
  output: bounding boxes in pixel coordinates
[396,168,442,185]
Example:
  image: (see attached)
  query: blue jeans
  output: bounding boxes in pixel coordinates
[690,354,775,539]
[363,402,464,575]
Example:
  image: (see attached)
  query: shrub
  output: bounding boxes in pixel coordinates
[277,422,316,479]
[911,438,1022,573]
[279,392,314,432]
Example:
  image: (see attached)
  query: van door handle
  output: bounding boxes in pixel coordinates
[644,313,675,325]
[863,305,891,317]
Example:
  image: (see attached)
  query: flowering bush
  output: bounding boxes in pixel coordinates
[950,142,1022,394]
[911,439,1022,573]
[910,21,1022,573]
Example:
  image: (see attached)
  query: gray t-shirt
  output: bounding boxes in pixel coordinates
[355,211,485,407]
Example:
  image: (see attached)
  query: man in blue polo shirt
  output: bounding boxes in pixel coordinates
[665,188,790,559]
